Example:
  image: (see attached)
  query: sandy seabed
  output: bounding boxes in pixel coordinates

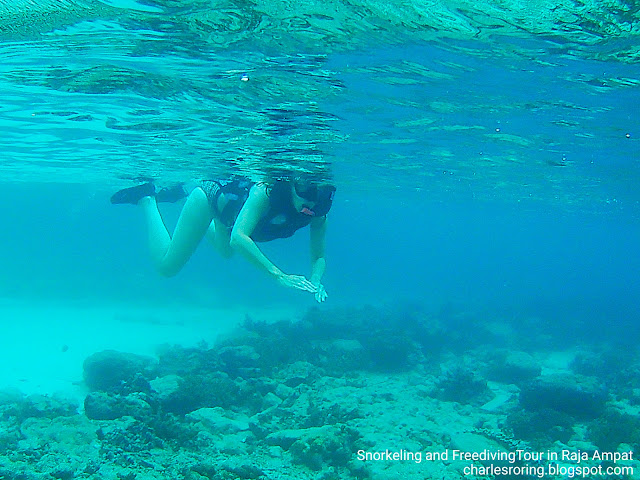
[0,298,294,400]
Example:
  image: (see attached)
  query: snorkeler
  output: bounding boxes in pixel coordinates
[110,177,336,303]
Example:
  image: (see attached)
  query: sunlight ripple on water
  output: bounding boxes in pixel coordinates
[0,0,638,212]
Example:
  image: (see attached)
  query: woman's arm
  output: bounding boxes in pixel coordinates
[309,215,328,302]
[230,184,316,293]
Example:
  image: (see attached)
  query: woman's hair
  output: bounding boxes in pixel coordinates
[264,179,288,198]
[265,178,313,198]
[294,180,319,202]
[262,176,336,217]
[264,179,294,209]
[265,176,335,205]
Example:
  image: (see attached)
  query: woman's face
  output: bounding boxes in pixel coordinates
[291,184,317,216]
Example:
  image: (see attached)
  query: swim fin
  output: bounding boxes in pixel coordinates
[110,182,156,205]
[156,184,187,203]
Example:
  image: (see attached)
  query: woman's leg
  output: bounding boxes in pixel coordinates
[205,218,234,258]
[139,187,212,277]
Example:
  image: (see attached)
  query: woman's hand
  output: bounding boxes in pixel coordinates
[313,283,328,303]
[275,273,317,293]
[274,272,328,302]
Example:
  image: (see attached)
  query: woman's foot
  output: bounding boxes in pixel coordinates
[111,182,187,205]
[110,182,156,205]
[156,184,187,203]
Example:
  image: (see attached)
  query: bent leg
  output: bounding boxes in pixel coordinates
[139,187,212,277]
[206,218,234,258]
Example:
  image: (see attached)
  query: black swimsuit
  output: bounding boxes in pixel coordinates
[201,178,335,242]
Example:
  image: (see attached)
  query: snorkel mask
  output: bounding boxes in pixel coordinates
[294,182,319,216]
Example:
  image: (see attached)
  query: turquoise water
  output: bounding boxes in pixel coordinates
[0,1,639,479]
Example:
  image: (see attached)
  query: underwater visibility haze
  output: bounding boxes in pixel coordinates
[0,0,639,479]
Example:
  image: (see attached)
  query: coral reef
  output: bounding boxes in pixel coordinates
[1,303,637,479]
[519,374,608,419]
[485,350,541,384]
[83,350,156,394]
[505,409,575,448]
[587,409,640,452]
[571,349,640,402]
[434,366,494,406]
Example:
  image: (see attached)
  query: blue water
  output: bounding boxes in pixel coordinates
[0,28,638,314]
[0,0,638,351]
[1,179,637,333]
[0,1,639,478]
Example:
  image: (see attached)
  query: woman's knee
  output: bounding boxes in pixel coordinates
[157,262,182,278]
[190,187,211,209]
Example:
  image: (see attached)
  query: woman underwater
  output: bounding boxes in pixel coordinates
[111,177,336,303]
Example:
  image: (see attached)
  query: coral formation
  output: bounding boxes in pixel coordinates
[435,366,494,406]
[519,374,608,419]
[0,303,637,479]
[505,409,575,448]
[587,409,640,452]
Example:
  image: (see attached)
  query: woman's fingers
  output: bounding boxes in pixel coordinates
[278,274,325,297]
[299,278,317,292]
[315,284,328,302]
[287,275,316,292]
